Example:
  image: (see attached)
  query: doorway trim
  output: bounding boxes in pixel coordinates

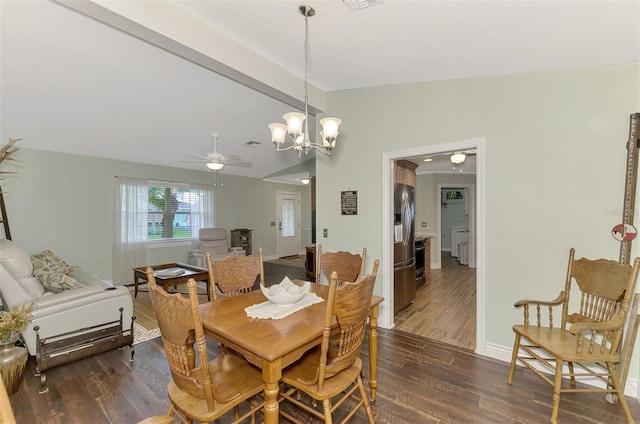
[382,137,486,355]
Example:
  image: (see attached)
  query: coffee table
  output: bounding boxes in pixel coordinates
[132,262,210,301]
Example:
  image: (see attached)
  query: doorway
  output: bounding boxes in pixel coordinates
[277,191,301,258]
[439,183,476,269]
[382,138,485,355]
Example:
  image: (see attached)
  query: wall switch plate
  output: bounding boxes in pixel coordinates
[271,222,275,226]
[421,222,427,227]
[323,228,328,238]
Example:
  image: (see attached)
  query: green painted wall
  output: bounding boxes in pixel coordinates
[2,148,311,282]
[316,64,640,381]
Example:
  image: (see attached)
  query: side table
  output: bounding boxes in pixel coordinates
[132,262,210,301]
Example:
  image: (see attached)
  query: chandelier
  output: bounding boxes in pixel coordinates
[268,5,342,158]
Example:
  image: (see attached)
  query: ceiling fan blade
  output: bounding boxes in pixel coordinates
[185,132,253,169]
[186,152,210,160]
[222,153,243,161]
[219,159,252,167]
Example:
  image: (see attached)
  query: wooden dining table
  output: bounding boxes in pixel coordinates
[199,283,384,424]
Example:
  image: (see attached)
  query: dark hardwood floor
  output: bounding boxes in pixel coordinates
[9,327,640,423]
[8,261,640,423]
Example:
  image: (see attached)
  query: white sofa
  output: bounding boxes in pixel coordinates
[0,239,134,362]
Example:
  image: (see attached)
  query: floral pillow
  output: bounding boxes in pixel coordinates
[36,272,83,294]
[30,250,73,276]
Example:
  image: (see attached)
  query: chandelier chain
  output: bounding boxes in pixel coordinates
[303,10,310,133]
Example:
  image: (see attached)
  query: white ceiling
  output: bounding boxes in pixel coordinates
[1,1,638,180]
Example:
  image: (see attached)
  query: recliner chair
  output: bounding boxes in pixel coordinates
[188,228,243,268]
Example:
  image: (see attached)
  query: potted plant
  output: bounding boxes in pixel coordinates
[0,303,33,344]
[0,303,33,395]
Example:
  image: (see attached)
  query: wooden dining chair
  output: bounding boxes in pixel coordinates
[145,268,265,424]
[315,244,366,284]
[279,260,380,424]
[206,247,264,300]
[507,249,640,424]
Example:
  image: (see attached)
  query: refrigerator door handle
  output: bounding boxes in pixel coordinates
[394,262,414,272]
[401,192,411,247]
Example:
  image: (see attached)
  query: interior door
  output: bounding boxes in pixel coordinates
[277,192,300,258]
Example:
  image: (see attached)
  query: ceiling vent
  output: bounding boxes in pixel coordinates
[243,140,261,148]
[343,0,383,12]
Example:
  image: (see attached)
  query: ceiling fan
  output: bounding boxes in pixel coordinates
[450,149,476,165]
[422,149,477,165]
[187,132,252,171]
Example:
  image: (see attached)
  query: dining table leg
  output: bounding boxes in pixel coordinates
[368,304,380,401]
[262,358,282,424]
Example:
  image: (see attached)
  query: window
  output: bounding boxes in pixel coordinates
[112,177,214,285]
[117,178,214,243]
[147,186,204,240]
[281,198,295,237]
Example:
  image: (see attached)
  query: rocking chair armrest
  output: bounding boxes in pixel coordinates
[514,291,565,308]
[569,311,625,335]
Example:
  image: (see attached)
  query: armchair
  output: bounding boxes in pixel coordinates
[507,248,640,424]
[188,228,244,268]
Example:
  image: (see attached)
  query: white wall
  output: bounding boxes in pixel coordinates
[2,148,311,282]
[316,64,640,380]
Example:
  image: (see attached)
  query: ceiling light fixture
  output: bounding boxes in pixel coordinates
[300,177,310,185]
[206,162,224,170]
[268,5,342,158]
[450,152,466,164]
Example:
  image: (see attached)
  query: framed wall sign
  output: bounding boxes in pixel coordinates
[341,190,357,215]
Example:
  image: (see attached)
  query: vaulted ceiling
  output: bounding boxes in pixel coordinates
[1,1,637,179]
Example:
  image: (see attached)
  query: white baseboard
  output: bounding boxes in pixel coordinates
[484,342,639,401]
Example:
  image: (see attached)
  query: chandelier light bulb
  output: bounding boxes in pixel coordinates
[268,123,287,145]
[284,112,305,136]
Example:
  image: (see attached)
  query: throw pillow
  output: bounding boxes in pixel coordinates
[30,250,73,276]
[36,272,83,294]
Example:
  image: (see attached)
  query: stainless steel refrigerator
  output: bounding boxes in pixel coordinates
[394,182,416,314]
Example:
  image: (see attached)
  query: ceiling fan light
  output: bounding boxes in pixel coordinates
[206,162,224,170]
[450,152,466,164]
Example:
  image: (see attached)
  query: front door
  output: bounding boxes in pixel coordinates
[277,192,300,258]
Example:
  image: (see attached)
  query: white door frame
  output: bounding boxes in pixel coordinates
[382,137,486,355]
[276,191,301,258]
